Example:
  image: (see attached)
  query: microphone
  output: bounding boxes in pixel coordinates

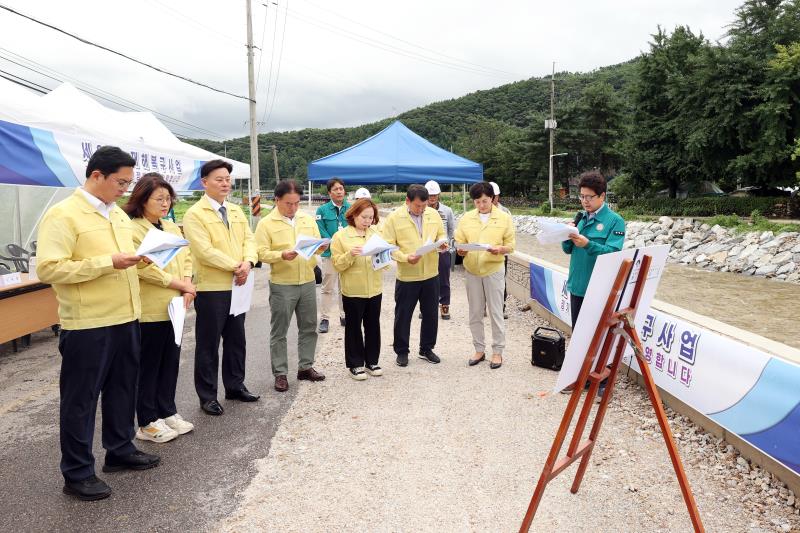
[573,211,584,226]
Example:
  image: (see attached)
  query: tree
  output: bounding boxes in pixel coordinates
[626,26,708,198]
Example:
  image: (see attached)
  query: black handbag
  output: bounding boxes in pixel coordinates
[314,265,322,284]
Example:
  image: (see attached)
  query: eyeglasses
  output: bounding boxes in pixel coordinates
[578,194,599,202]
[114,178,133,189]
[150,196,172,205]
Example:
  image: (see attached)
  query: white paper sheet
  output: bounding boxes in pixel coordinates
[372,249,394,270]
[414,238,448,256]
[230,271,255,317]
[536,220,579,245]
[455,243,492,252]
[135,228,189,269]
[293,235,331,260]
[361,234,398,257]
[167,296,186,346]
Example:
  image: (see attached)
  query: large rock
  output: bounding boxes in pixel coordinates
[634,236,647,248]
[658,216,674,228]
[738,244,760,260]
[771,251,793,264]
[729,245,744,257]
[710,251,729,264]
[759,231,774,243]
[776,262,796,275]
[683,240,701,252]
[695,254,708,263]
[754,253,774,268]
[755,264,778,276]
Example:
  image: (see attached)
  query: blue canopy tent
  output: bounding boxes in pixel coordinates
[307,121,483,186]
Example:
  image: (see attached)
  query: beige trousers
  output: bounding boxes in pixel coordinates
[464,269,506,355]
[319,256,344,321]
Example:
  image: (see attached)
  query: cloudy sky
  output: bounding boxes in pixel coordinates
[0,0,744,140]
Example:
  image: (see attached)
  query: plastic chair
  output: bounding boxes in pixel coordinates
[6,244,31,259]
[0,263,11,275]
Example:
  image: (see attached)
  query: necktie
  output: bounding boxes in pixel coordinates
[219,206,229,228]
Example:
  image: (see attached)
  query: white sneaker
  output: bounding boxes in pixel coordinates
[164,414,194,435]
[136,419,179,443]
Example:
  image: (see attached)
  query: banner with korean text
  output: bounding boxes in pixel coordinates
[529,255,800,476]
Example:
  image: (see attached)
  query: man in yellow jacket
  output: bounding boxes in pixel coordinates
[182,160,259,416]
[256,179,328,392]
[37,146,160,501]
[382,184,447,367]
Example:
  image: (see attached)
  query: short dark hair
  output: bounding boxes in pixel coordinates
[406,184,429,202]
[85,146,136,178]
[578,170,607,196]
[122,173,176,219]
[345,198,379,227]
[200,159,232,179]
[326,177,345,192]
[469,181,495,200]
[274,179,302,199]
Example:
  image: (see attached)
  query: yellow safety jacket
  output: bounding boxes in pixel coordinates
[255,208,322,285]
[331,225,383,298]
[131,217,193,322]
[36,189,141,330]
[382,207,445,282]
[454,206,516,277]
[182,196,257,291]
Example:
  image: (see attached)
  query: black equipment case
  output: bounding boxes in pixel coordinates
[531,327,565,370]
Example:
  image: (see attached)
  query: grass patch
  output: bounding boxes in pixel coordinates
[707,212,800,234]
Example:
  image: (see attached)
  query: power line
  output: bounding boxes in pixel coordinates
[0,49,227,140]
[281,4,516,80]
[0,3,251,101]
[262,0,289,129]
[301,0,521,78]
[144,0,244,49]
[0,69,47,93]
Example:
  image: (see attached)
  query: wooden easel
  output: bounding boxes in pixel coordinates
[519,255,705,532]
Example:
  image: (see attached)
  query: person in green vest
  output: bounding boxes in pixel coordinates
[562,170,625,326]
[562,170,625,398]
[315,178,350,333]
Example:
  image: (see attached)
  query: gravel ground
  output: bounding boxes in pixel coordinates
[218,268,800,533]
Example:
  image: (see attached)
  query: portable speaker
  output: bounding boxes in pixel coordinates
[531,327,565,370]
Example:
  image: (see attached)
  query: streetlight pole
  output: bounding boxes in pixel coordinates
[246,0,261,224]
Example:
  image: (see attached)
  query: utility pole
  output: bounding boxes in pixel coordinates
[271,144,280,182]
[246,0,261,221]
[547,61,556,211]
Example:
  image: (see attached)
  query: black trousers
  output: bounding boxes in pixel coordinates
[137,320,180,427]
[59,321,140,482]
[438,252,451,306]
[194,291,247,403]
[393,276,439,356]
[342,294,382,368]
[570,294,584,328]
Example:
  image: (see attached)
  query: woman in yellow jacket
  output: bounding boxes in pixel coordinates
[455,182,516,369]
[330,198,384,380]
[123,173,196,443]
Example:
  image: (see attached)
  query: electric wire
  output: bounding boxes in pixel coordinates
[0,3,250,101]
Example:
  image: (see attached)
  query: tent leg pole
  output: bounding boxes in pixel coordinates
[462,183,466,213]
[308,181,312,208]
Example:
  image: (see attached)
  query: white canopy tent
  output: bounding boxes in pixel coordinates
[0,80,248,251]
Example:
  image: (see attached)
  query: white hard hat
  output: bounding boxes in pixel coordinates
[489,181,500,196]
[354,187,371,199]
[424,180,441,195]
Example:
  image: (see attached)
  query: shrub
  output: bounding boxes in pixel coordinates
[615,196,794,217]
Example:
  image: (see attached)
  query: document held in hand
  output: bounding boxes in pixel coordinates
[167,296,186,346]
[536,220,579,245]
[359,234,398,271]
[229,270,255,317]
[455,243,492,252]
[135,228,189,269]
[414,238,448,256]
[293,235,331,260]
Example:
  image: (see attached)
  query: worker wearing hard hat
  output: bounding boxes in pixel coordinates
[424,180,455,320]
[354,187,371,199]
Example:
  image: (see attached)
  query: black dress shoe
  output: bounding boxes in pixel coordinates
[489,355,503,369]
[63,475,112,501]
[340,316,346,327]
[468,354,485,366]
[201,399,224,415]
[396,353,408,367]
[102,450,160,473]
[225,387,260,402]
[318,319,329,333]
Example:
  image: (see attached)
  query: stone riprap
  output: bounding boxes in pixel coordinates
[506,215,800,284]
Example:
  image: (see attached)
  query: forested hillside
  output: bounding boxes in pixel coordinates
[187,0,799,199]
